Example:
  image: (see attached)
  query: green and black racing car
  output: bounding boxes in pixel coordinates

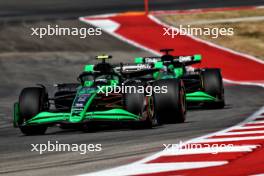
[128,49,225,108]
[13,55,187,135]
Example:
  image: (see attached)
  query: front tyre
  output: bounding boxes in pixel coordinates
[153,79,186,123]
[18,87,48,135]
[124,82,158,128]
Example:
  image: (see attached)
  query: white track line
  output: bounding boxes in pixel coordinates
[153,6,262,15]
[163,145,258,155]
[233,125,264,130]
[223,79,264,88]
[180,16,264,25]
[79,162,227,176]
[216,131,264,135]
[247,121,264,124]
[197,135,264,143]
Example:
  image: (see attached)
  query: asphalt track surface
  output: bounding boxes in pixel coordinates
[1,0,264,22]
[0,0,264,176]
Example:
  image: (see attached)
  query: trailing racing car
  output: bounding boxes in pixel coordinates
[13,55,186,135]
[130,49,225,108]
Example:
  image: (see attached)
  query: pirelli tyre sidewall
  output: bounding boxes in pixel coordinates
[153,79,186,123]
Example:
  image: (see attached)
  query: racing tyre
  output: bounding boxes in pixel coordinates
[153,79,186,123]
[18,87,48,135]
[124,82,158,128]
[201,69,225,108]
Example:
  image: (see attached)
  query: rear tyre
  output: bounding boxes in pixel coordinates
[18,87,48,135]
[124,82,157,128]
[201,69,225,108]
[153,79,186,123]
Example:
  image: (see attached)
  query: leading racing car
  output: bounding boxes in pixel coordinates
[13,55,187,135]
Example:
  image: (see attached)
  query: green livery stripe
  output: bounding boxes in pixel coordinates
[13,102,20,127]
[24,109,139,125]
[85,115,138,120]
[84,109,139,120]
[186,91,216,101]
[26,112,70,124]
[84,64,94,72]
[194,54,202,61]
[154,61,163,69]
[134,57,143,64]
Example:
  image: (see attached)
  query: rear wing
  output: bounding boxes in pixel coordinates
[135,54,202,66]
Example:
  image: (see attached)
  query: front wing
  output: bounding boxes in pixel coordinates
[13,106,141,127]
